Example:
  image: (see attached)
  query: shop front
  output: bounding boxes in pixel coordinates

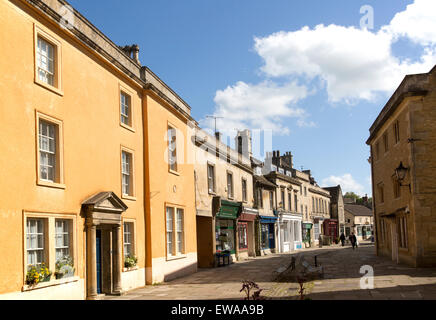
[259,216,277,255]
[215,199,241,265]
[323,219,339,243]
[302,223,313,248]
[237,207,258,260]
[277,212,303,253]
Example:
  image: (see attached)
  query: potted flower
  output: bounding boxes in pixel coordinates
[124,255,138,269]
[55,255,75,279]
[26,263,52,286]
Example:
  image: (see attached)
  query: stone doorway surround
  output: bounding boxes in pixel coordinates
[82,192,128,300]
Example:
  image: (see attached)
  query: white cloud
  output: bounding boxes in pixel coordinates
[201,80,309,135]
[207,0,436,135]
[253,0,436,103]
[387,0,436,46]
[322,174,365,196]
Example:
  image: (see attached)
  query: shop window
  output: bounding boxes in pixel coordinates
[216,219,235,254]
[238,223,248,250]
[314,222,320,240]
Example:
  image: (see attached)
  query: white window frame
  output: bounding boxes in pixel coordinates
[54,219,71,262]
[227,172,234,199]
[207,163,216,194]
[23,212,76,289]
[166,206,185,259]
[123,220,136,259]
[119,84,135,131]
[36,112,65,189]
[26,218,46,267]
[121,147,135,200]
[34,24,63,95]
[168,125,178,173]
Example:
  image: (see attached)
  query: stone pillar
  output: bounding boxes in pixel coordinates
[87,224,98,300]
[112,225,123,295]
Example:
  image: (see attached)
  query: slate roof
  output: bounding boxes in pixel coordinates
[345,204,373,217]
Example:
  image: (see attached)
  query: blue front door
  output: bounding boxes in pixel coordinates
[96,230,102,294]
[268,224,275,249]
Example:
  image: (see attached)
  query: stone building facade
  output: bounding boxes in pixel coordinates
[194,129,257,267]
[324,185,346,237]
[0,0,197,299]
[367,65,436,267]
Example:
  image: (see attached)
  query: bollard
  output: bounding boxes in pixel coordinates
[314,256,318,267]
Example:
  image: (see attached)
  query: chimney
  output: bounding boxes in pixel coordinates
[120,44,140,64]
[215,131,222,142]
[131,44,140,64]
[281,151,294,169]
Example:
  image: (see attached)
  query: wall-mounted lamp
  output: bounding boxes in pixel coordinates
[395,162,411,191]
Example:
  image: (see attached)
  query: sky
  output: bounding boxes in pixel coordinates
[68,0,436,197]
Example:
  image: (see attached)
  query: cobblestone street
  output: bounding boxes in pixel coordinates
[106,243,436,300]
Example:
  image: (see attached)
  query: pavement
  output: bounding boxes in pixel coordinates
[105,242,436,300]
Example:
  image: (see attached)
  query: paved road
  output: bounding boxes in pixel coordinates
[106,243,436,300]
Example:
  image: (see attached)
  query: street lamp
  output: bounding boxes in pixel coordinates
[395,162,411,191]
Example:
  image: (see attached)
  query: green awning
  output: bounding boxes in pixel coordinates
[216,200,241,219]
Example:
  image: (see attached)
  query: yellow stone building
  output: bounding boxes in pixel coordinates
[367,65,436,267]
[0,0,196,299]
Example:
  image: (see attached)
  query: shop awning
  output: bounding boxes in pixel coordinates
[216,199,241,219]
[260,216,278,224]
[239,207,258,222]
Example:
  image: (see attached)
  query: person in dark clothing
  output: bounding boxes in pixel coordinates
[349,233,358,250]
[340,233,346,247]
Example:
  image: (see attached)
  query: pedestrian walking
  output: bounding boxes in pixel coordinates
[349,233,358,250]
[339,233,346,247]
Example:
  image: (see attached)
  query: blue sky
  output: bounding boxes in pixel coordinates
[68,0,436,196]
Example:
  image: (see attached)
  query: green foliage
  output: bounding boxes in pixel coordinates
[26,263,52,286]
[124,255,138,268]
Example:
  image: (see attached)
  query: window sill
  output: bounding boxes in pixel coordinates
[123,266,139,273]
[166,254,187,262]
[208,191,217,196]
[22,276,79,292]
[37,180,66,190]
[169,169,180,176]
[122,195,137,201]
[120,122,136,133]
[34,79,64,97]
